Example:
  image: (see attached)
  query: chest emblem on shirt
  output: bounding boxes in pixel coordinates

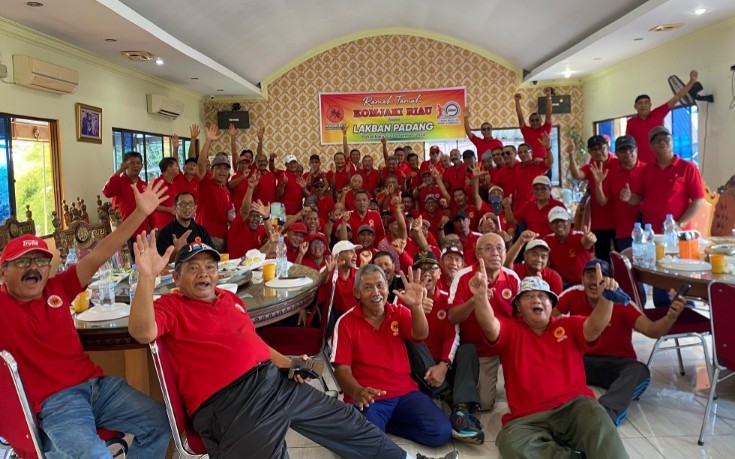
[234,304,246,314]
[437,309,447,321]
[568,249,576,258]
[390,320,399,335]
[554,326,568,343]
[47,295,64,308]
[501,288,513,300]
[368,219,374,225]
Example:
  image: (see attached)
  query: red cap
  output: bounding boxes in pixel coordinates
[289,222,308,234]
[305,232,329,246]
[0,235,54,265]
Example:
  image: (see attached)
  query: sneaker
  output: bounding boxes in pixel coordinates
[416,452,459,459]
[449,409,485,444]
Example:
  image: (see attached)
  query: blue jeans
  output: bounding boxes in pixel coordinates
[38,376,170,459]
[362,390,452,448]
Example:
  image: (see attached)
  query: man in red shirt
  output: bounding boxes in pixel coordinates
[448,232,520,411]
[514,89,553,160]
[150,157,180,231]
[228,174,271,258]
[359,154,381,194]
[195,126,233,251]
[277,154,307,216]
[510,141,553,208]
[463,108,503,157]
[228,150,255,211]
[0,183,170,457]
[327,152,355,197]
[438,246,464,293]
[493,145,520,199]
[625,70,698,164]
[252,151,278,207]
[172,125,201,201]
[505,236,563,294]
[621,126,705,233]
[470,268,627,458]
[338,190,385,244]
[555,259,686,425]
[129,241,436,459]
[421,195,449,242]
[504,176,564,237]
[332,264,453,448]
[543,206,596,287]
[422,145,444,173]
[441,149,467,194]
[452,210,482,266]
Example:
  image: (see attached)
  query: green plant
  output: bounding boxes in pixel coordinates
[563,126,588,185]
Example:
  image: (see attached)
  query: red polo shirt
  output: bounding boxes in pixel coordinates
[512,163,549,207]
[543,232,594,285]
[418,186,442,212]
[150,176,177,231]
[582,156,619,231]
[632,155,704,233]
[101,173,149,236]
[195,173,231,239]
[442,165,468,194]
[448,265,520,357]
[327,164,356,192]
[513,263,563,295]
[0,267,103,413]
[493,315,594,424]
[227,218,267,258]
[556,287,642,359]
[359,168,381,194]
[154,289,272,415]
[341,210,385,244]
[514,198,564,237]
[625,103,669,165]
[229,169,256,211]
[521,122,552,160]
[496,162,520,200]
[174,174,200,202]
[604,160,646,238]
[331,302,418,403]
[458,231,482,265]
[277,170,306,216]
[253,170,277,207]
[344,189,373,212]
[417,289,457,363]
[380,167,406,188]
[332,268,357,314]
[421,160,444,175]
[469,134,503,158]
[421,209,448,239]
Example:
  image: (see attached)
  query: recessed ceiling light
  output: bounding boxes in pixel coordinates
[104,38,117,43]
[155,57,164,66]
[593,57,602,61]
[694,8,708,15]
[121,50,152,61]
[26,2,43,7]
[190,77,199,80]
[216,89,224,92]
[650,23,684,32]
[633,37,644,41]
[563,69,573,79]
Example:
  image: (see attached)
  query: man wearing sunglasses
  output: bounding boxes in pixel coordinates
[463,107,503,158]
[514,88,553,161]
[0,182,171,457]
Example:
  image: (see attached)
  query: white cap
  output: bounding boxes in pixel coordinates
[532,176,551,187]
[332,240,362,256]
[284,154,298,164]
[548,206,571,223]
[525,239,550,252]
[512,276,558,307]
[488,186,504,196]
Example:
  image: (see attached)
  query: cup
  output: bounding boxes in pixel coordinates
[711,254,726,274]
[72,290,90,313]
[263,263,276,282]
[655,244,666,261]
[679,239,698,260]
[220,253,230,262]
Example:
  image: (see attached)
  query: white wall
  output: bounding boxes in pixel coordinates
[583,15,735,189]
[0,23,205,214]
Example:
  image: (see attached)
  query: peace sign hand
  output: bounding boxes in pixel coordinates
[582,225,597,245]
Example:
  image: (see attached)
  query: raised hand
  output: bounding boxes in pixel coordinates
[438,215,450,227]
[469,258,491,299]
[582,225,597,245]
[439,198,448,209]
[133,231,173,279]
[355,386,386,411]
[323,254,337,273]
[228,123,237,138]
[257,127,265,141]
[540,131,551,149]
[420,294,434,315]
[342,210,354,221]
[299,241,309,256]
[171,134,180,152]
[470,164,486,178]
[514,93,522,102]
[501,195,513,208]
[268,226,282,244]
[248,171,260,187]
[520,230,538,243]
[394,267,427,309]
[390,195,401,209]
[543,87,552,97]
[297,176,308,190]
[689,69,698,84]
[391,238,407,254]
[381,137,387,146]
[133,179,169,216]
[619,183,632,202]
[464,107,471,117]
[172,229,192,252]
[205,124,219,142]
[359,250,372,267]
[189,123,200,139]
[340,124,348,135]
[595,262,619,302]
[252,200,270,218]
[589,161,608,183]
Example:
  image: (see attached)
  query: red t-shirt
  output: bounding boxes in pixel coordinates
[327,164,356,193]
[359,168,381,194]
[253,170,277,207]
[0,267,103,413]
[493,164,517,198]
[418,186,442,212]
[150,176,177,231]
[469,134,503,158]
[421,160,444,175]
[227,218,267,258]
[341,210,385,244]
[520,122,552,160]
[513,263,563,295]
[632,156,704,233]
[448,265,520,357]
[543,232,594,285]
[514,198,565,237]
[398,289,456,363]
[229,170,256,211]
[101,173,149,236]
[195,173,231,239]
[582,156,619,231]
[442,165,468,194]
[154,289,272,415]
[174,173,200,202]
[493,315,594,424]
[380,167,406,188]
[556,287,642,359]
[458,231,482,265]
[604,161,646,238]
[277,170,306,216]
[332,302,418,402]
[344,189,373,212]
[625,103,670,165]
[332,268,357,314]
[512,163,549,208]
[421,209,448,239]
[315,195,336,220]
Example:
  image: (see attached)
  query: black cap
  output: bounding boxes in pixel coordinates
[412,251,439,269]
[614,135,636,150]
[583,259,613,278]
[462,149,476,158]
[441,246,464,258]
[454,210,470,220]
[587,135,608,148]
[648,126,671,143]
[174,241,221,268]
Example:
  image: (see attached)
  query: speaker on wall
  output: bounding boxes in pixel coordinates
[217,111,250,129]
[537,95,571,114]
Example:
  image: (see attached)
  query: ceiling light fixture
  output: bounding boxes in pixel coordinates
[593,57,602,61]
[121,50,152,61]
[693,8,708,15]
[155,57,164,66]
[190,77,199,80]
[650,23,684,32]
[104,38,117,43]
[26,2,43,7]
[563,69,573,79]
[633,37,644,41]
[216,89,224,92]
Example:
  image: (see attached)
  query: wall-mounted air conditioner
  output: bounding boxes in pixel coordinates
[146,94,185,118]
[13,55,79,94]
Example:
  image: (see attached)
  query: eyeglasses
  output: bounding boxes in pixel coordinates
[651,135,671,145]
[6,257,52,269]
[501,151,513,156]
[477,245,506,254]
[430,151,440,156]
[177,202,196,208]
[416,264,439,272]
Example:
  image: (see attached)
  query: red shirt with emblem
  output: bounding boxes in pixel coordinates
[344,189,373,212]
[0,266,103,413]
[520,122,552,160]
[543,232,594,285]
[582,156,619,231]
[359,168,381,194]
[331,302,418,402]
[556,287,641,359]
[421,209,448,239]
[469,134,503,158]
[101,173,149,236]
[625,103,670,165]
[448,266,520,357]
[412,289,457,362]
[493,315,594,424]
[150,176,177,231]
[442,165,468,194]
[327,164,356,193]
[341,210,385,244]
[253,170,278,207]
[512,162,549,207]
[174,174,200,202]
[603,160,646,238]
[513,263,563,295]
[278,170,306,216]
[154,289,272,415]
[195,173,231,239]
[332,268,357,314]
[493,164,517,198]
[458,231,482,265]
[229,169,256,211]
[418,186,442,212]
[514,198,565,237]
[227,218,267,258]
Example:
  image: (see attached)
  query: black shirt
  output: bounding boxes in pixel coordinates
[156,218,214,255]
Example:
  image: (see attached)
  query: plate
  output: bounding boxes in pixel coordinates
[658,259,712,272]
[220,258,244,269]
[89,272,128,288]
[218,283,239,294]
[76,303,130,322]
[265,277,313,289]
[709,243,735,255]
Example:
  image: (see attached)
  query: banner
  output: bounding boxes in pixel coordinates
[319,87,466,144]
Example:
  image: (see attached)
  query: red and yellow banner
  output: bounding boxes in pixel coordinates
[319,87,466,144]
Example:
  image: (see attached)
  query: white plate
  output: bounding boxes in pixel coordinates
[220,258,244,269]
[265,277,313,289]
[76,303,130,322]
[218,283,239,294]
[658,259,712,272]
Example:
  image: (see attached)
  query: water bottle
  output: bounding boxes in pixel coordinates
[631,223,646,266]
[64,248,78,271]
[276,237,288,278]
[98,260,115,308]
[643,223,656,268]
[663,214,678,249]
[129,264,139,304]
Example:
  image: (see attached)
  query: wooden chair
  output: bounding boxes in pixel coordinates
[0,206,36,252]
[52,198,111,265]
[572,189,591,230]
[710,182,735,237]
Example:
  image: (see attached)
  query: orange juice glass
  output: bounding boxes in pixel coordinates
[263,263,276,282]
[710,254,726,274]
[655,244,666,261]
[220,253,230,262]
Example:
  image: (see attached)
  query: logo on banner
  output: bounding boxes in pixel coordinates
[439,101,461,119]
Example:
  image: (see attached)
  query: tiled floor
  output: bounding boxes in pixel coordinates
[287,333,735,459]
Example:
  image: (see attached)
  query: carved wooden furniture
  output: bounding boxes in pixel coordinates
[0,205,36,251]
[52,197,111,264]
[711,180,735,237]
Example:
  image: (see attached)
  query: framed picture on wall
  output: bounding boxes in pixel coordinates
[76,103,102,143]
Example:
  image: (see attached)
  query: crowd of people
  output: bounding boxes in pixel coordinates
[0,75,706,459]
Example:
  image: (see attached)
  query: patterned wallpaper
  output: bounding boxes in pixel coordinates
[203,34,583,184]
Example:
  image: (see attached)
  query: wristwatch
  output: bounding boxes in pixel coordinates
[440,359,452,370]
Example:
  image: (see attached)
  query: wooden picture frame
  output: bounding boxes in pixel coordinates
[76,103,102,143]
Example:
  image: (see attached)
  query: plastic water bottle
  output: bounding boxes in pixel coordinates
[663,214,678,249]
[643,223,656,268]
[128,265,139,304]
[276,237,288,278]
[631,223,646,266]
[98,260,115,308]
[64,248,78,271]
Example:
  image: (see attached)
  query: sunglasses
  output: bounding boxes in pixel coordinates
[430,151,440,155]
[502,151,513,156]
[7,257,52,269]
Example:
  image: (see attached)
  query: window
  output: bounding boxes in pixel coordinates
[0,115,61,236]
[112,128,192,182]
[594,105,699,165]
[424,126,562,186]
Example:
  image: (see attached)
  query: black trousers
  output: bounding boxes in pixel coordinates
[192,362,406,459]
[584,355,651,425]
[405,341,481,411]
[592,229,616,263]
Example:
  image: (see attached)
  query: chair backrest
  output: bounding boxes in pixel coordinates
[0,207,36,252]
[52,203,111,265]
[711,187,735,236]
[609,251,643,309]
[572,189,591,230]
[149,340,207,457]
[689,200,713,237]
[0,351,43,459]
[708,281,735,371]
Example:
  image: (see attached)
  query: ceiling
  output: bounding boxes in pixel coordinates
[2,0,734,98]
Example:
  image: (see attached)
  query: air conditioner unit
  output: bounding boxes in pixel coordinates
[13,55,79,94]
[146,94,185,118]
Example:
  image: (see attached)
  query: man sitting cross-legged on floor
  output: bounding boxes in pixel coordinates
[553,259,687,425]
